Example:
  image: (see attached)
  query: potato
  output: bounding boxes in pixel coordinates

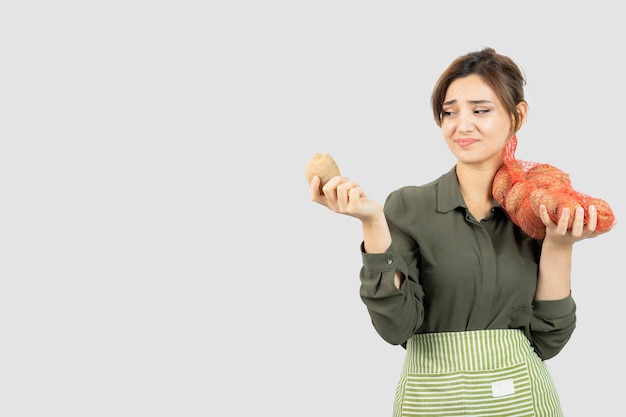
[492,165,513,206]
[504,181,534,216]
[526,163,571,189]
[305,153,341,189]
[583,196,616,232]
[530,189,578,225]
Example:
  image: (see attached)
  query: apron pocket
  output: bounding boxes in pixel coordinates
[400,361,535,417]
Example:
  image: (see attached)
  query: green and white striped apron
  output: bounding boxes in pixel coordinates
[393,329,563,417]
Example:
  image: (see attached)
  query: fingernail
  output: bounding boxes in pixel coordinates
[589,205,596,212]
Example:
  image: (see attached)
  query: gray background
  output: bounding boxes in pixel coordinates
[2,1,623,416]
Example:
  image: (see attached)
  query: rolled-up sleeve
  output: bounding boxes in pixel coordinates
[359,240,426,345]
[528,295,576,360]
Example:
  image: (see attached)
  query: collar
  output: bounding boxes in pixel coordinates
[437,166,465,213]
[436,165,503,214]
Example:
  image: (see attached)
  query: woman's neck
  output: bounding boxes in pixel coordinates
[456,163,500,219]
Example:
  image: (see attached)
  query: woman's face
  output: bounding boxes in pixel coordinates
[440,74,520,168]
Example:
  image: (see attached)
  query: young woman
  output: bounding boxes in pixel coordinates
[310,48,615,416]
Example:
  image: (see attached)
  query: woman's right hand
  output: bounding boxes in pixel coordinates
[310,175,384,222]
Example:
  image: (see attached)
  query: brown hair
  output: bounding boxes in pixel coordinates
[431,47,527,132]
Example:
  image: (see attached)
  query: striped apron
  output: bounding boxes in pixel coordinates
[393,329,563,417]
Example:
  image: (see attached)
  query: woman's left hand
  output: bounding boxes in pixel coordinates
[539,204,616,247]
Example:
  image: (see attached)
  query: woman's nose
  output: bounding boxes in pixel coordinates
[457,114,475,133]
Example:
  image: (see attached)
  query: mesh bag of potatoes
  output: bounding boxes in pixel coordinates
[492,135,615,239]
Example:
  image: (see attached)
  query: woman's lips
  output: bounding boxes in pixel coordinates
[456,139,479,147]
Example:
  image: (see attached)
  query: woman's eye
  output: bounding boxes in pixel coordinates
[474,109,490,114]
[442,111,455,117]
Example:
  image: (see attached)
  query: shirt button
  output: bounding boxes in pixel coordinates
[387,259,393,264]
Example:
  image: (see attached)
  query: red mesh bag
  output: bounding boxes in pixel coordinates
[492,135,615,239]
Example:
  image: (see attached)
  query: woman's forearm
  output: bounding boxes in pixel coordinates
[362,213,405,288]
[535,241,573,300]
[362,213,392,254]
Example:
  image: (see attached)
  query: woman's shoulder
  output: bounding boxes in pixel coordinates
[384,169,454,209]
[389,169,454,198]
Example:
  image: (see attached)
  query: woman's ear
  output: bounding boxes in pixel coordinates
[514,102,528,131]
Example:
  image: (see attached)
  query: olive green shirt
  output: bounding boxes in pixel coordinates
[359,166,576,360]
